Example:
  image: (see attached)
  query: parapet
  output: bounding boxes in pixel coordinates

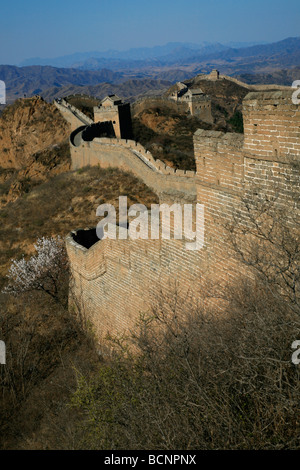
[243,89,293,102]
[70,131,196,179]
[66,229,107,281]
[194,129,244,149]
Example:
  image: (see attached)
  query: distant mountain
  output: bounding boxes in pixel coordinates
[18,38,300,74]
[1,37,300,106]
[41,79,172,103]
[72,43,231,70]
[224,41,270,48]
[183,37,300,73]
[0,65,124,103]
[235,66,300,86]
[210,37,300,60]
[19,42,229,68]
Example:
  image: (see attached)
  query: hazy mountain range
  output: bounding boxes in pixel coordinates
[17,37,298,73]
[19,41,268,68]
[0,37,299,104]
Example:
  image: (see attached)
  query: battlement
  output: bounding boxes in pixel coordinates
[90,137,196,177]
[70,132,196,202]
[70,131,196,177]
[54,98,93,130]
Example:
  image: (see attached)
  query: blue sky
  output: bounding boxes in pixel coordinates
[0,0,299,64]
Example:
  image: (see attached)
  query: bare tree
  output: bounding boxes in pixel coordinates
[227,171,300,315]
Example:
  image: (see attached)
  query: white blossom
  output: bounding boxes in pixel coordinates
[2,236,68,300]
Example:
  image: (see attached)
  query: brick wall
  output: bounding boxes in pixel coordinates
[193,89,300,289]
[70,136,196,203]
[67,90,300,340]
[243,90,300,158]
[54,99,93,130]
[67,222,203,340]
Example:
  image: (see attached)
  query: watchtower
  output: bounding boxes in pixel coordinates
[94,95,133,139]
[209,69,220,80]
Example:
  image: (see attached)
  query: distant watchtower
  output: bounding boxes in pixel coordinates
[94,95,133,139]
[209,69,220,81]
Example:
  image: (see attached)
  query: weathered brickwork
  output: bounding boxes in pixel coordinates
[66,90,300,340]
[54,99,93,129]
[67,226,203,338]
[243,91,300,158]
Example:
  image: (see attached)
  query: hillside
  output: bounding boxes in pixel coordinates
[0,97,72,204]
[0,98,160,449]
[0,97,70,169]
[184,75,250,125]
[0,65,124,104]
[0,163,158,449]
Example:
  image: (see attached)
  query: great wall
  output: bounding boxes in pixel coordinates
[54,76,300,341]
[56,96,197,202]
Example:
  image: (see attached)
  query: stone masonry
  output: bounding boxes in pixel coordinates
[66,90,300,341]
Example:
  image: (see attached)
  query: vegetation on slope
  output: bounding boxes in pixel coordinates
[0,164,158,449]
[0,165,158,285]
[0,97,70,169]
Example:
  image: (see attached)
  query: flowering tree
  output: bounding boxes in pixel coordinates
[3,236,69,305]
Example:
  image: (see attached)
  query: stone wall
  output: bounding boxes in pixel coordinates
[194,72,290,91]
[67,224,203,339]
[194,89,300,288]
[70,135,196,202]
[67,90,300,340]
[132,97,191,116]
[54,99,93,130]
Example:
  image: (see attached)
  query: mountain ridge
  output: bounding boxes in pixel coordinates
[17,37,299,72]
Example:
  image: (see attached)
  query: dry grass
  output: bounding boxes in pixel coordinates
[0,165,158,287]
[0,163,158,449]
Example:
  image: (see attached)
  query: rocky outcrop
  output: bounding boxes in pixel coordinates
[0,97,71,169]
